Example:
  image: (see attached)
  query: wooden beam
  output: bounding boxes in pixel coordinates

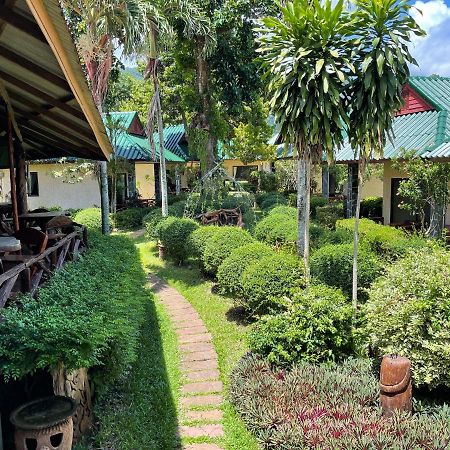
[14,138,28,215]
[0,70,85,120]
[8,116,19,231]
[0,45,69,91]
[9,91,94,139]
[0,7,47,43]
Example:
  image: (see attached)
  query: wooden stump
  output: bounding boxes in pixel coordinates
[52,366,93,441]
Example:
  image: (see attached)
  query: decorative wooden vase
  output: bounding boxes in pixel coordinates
[11,396,76,450]
[158,244,166,259]
[379,355,412,417]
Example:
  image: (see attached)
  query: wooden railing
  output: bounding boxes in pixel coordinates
[0,228,87,309]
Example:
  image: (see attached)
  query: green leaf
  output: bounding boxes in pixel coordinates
[316,59,325,74]
[362,56,373,73]
[323,76,329,93]
[376,52,385,76]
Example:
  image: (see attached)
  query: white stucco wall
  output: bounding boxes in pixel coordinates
[0,163,100,210]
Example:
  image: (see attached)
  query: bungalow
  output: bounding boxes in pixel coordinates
[334,75,450,226]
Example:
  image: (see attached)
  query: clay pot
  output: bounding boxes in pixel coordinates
[379,355,412,417]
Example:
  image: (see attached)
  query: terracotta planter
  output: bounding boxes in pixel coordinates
[11,396,76,450]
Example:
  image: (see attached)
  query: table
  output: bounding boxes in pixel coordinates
[19,211,68,229]
[0,236,21,253]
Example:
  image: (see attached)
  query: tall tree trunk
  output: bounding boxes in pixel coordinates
[155,86,168,217]
[428,187,446,238]
[195,36,215,172]
[297,149,311,282]
[110,170,117,214]
[352,156,366,314]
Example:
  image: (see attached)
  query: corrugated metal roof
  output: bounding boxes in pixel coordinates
[153,124,189,160]
[409,76,450,111]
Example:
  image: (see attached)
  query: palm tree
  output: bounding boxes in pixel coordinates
[136,0,210,216]
[347,0,425,311]
[256,0,354,278]
[62,0,143,232]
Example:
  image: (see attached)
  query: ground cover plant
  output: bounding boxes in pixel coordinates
[74,207,102,230]
[230,355,450,450]
[0,233,148,390]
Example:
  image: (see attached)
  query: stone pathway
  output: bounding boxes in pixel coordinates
[148,274,225,450]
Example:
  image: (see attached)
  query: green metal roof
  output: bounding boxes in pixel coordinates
[102,112,188,162]
[409,76,450,111]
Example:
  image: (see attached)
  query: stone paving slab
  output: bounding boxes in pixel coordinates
[148,274,225,449]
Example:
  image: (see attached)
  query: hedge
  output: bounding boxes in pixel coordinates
[0,233,148,389]
[187,225,221,260]
[316,203,344,229]
[203,227,254,275]
[143,201,186,239]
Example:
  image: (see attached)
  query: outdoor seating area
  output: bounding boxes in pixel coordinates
[0,210,87,309]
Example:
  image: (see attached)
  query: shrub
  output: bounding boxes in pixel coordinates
[260,192,287,210]
[143,202,186,239]
[254,213,297,248]
[74,207,102,230]
[112,207,152,231]
[241,253,305,315]
[336,218,428,259]
[268,205,297,218]
[288,192,297,207]
[310,243,382,299]
[249,284,353,366]
[203,227,254,275]
[217,242,274,297]
[316,203,344,229]
[0,233,147,388]
[312,227,353,250]
[155,216,199,263]
[230,355,450,449]
[363,247,450,388]
[310,195,328,218]
[361,196,383,218]
[187,225,221,260]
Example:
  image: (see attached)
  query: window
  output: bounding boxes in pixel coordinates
[234,165,258,181]
[27,172,39,197]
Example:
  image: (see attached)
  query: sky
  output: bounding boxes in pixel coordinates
[410,0,450,76]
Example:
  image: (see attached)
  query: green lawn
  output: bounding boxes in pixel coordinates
[138,240,259,450]
[77,287,181,450]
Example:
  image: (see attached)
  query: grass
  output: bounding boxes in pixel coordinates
[138,239,259,450]
[77,280,181,450]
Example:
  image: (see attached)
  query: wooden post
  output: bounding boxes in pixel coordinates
[7,117,19,232]
[14,139,28,216]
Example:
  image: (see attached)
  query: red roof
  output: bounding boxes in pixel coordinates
[396,84,434,116]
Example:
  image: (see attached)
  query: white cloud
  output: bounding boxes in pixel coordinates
[411,0,450,33]
[409,0,450,76]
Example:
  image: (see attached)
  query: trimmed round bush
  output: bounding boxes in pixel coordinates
[336,218,427,259]
[155,216,199,263]
[254,213,297,249]
[316,203,344,229]
[221,192,255,212]
[260,192,288,210]
[363,247,450,388]
[187,225,222,260]
[74,207,102,230]
[203,227,254,275]
[249,284,353,366]
[143,202,186,239]
[311,226,353,250]
[217,242,273,296]
[268,205,297,218]
[310,243,383,299]
[112,207,152,231]
[241,253,305,316]
[310,195,328,218]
